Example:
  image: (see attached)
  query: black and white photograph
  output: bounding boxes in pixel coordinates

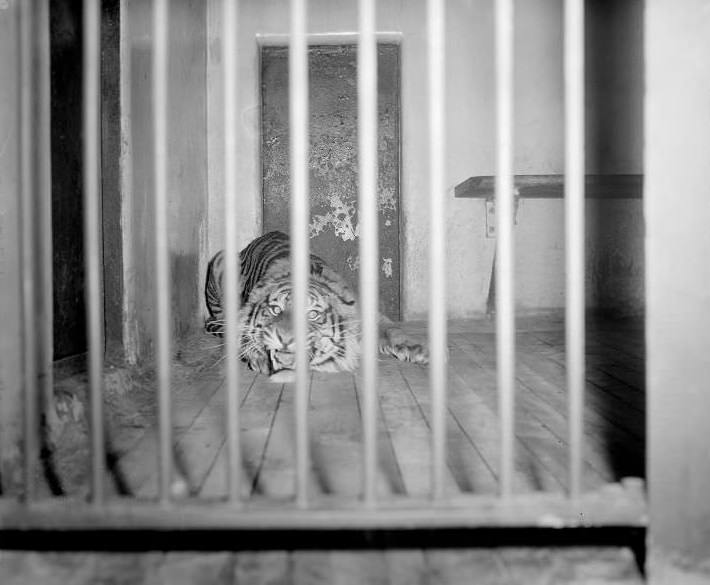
[0,0,708,583]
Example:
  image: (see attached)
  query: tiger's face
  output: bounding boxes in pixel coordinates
[239,262,360,381]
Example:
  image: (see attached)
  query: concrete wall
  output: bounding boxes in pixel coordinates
[206,0,644,320]
[646,0,710,579]
[122,0,208,362]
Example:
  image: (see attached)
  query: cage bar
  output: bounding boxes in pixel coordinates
[427,0,448,501]
[289,0,310,507]
[19,0,38,503]
[494,0,516,498]
[358,0,379,506]
[153,0,172,504]
[83,0,105,505]
[564,0,586,499]
[222,0,243,505]
[36,0,54,505]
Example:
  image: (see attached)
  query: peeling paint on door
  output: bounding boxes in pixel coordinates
[261,44,401,319]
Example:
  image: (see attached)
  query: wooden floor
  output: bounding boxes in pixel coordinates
[107,314,645,501]
[7,315,645,584]
[0,548,644,585]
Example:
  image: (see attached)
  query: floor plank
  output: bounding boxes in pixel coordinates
[452,334,613,489]
[308,372,373,497]
[114,370,225,498]
[515,339,645,446]
[176,366,260,498]
[446,339,567,493]
[291,552,333,585]
[252,375,327,499]
[376,360,461,497]
[426,549,508,585]
[111,317,645,500]
[398,357,504,494]
[201,373,290,498]
[384,550,429,585]
[475,333,646,481]
[233,552,290,585]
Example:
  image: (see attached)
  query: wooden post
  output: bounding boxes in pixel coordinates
[646,0,710,581]
[0,0,25,496]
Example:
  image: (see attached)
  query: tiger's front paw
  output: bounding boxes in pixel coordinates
[380,340,429,365]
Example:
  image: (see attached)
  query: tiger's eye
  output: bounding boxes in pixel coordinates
[307,309,322,321]
[269,304,282,316]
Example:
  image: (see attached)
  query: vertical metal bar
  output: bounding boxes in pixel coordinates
[358,0,378,505]
[427,0,448,501]
[223,0,242,504]
[19,0,38,503]
[153,0,172,504]
[495,0,515,498]
[36,0,54,503]
[83,0,105,505]
[565,0,585,499]
[289,0,310,507]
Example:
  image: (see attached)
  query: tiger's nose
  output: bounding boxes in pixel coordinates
[272,326,294,349]
[276,351,295,368]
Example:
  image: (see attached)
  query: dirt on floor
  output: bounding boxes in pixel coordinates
[39,332,224,497]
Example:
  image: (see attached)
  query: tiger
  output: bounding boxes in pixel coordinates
[205,231,428,381]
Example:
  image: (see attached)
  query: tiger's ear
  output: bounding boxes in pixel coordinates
[330,280,357,307]
[339,287,356,306]
[310,257,325,276]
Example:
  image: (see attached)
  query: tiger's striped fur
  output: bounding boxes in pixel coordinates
[205,231,427,379]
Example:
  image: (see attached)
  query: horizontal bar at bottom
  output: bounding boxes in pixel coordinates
[0,481,646,532]
[0,525,646,553]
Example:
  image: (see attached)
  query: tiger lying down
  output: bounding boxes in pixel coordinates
[205,231,428,382]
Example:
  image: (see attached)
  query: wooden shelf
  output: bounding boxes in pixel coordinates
[454,174,643,199]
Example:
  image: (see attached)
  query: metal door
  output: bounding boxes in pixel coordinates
[261,44,401,319]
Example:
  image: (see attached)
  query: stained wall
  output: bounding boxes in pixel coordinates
[206,0,644,320]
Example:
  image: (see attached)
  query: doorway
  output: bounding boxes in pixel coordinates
[49,0,122,362]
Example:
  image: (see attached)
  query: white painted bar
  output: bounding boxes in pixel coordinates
[427,0,448,501]
[222,0,242,504]
[494,0,516,498]
[289,0,310,507]
[19,0,37,503]
[358,0,378,505]
[564,0,586,499]
[223,0,242,504]
[83,0,105,505]
[153,0,172,505]
[36,0,54,505]
[0,486,648,530]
